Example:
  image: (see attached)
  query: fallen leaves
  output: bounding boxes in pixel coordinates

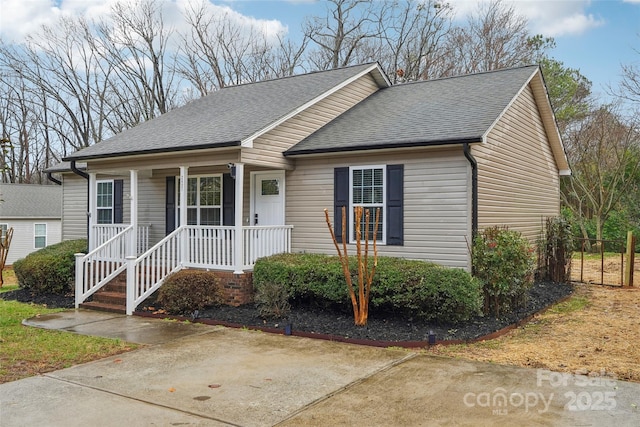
[431,284,640,382]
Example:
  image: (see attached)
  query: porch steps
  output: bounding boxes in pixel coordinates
[79,272,127,314]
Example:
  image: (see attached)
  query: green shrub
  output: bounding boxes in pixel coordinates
[156,270,224,315]
[13,239,87,294]
[472,227,535,317]
[253,253,481,323]
[254,281,291,319]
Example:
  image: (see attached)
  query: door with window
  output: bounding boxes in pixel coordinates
[253,172,285,226]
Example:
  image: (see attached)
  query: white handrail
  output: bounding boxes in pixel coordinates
[93,224,151,254]
[242,225,293,268]
[75,225,133,308]
[129,226,184,314]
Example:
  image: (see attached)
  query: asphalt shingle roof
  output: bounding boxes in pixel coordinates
[0,184,62,218]
[65,63,381,161]
[285,65,539,155]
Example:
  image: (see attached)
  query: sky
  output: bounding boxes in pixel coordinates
[0,0,639,102]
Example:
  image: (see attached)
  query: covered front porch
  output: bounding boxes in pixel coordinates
[75,161,293,315]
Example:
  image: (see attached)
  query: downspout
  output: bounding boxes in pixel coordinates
[463,143,478,239]
[46,172,62,186]
[70,160,90,241]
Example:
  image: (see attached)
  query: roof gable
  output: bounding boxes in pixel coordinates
[0,184,62,218]
[64,63,389,161]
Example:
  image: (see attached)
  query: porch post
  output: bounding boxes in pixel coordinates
[88,172,97,251]
[129,169,138,256]
[179,166,188,266]
[234,163,244,274]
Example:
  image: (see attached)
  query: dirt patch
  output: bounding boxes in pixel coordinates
[430,283,640,382]
[571,254,640,286]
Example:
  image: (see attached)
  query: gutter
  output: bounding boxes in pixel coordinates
[70,160,90,241]
[46,172,62,186]
[463,143,478,239]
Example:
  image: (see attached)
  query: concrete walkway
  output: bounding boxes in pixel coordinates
[1,310,639,426]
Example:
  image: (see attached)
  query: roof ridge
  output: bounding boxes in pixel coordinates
[390,64,539,87]
[215,61,380,91]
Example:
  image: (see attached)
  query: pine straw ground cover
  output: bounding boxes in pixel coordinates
[430,283,640,383]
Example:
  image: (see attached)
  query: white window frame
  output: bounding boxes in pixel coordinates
[34,223,47,249]
[96,179,114,224]
[176,174,223,226]
[349,165,386,244]
[0,223,7,240]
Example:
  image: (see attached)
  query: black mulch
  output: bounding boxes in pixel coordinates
[2,281,573,343]
[1,288,75,309]
[141,280,574,343]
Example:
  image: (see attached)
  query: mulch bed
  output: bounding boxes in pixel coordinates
[2,280,573,344]
[139,280,573,343]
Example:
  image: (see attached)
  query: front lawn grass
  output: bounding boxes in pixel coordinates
[0,300,138,383]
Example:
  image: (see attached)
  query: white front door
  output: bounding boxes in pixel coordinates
[252,171,285,226]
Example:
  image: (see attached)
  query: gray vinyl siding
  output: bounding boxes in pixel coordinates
[243,73,380,168]
[473,83,561,242]
[61,173,88,240]
[286,149,471,270]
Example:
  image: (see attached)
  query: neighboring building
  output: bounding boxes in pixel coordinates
[48,62,570,314]
[0,184,62,265]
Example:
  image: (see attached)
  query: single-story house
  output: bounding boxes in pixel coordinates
[51,62,570,314]
[0,184,62,265]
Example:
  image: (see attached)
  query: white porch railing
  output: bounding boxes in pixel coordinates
[243,225,293,268]
[128,227,184,314]
[75,225,134,308]
[127,225,292,314]
[93,224,151,254]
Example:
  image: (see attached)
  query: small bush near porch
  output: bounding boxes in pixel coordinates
[253,253,482,324]
[157,270,225,315]
[13,239,87,295]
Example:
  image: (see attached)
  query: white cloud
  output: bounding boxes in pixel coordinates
[448,0,606,37]
[0,0,287,43]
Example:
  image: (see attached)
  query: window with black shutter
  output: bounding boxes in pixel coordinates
[333,164,403,245]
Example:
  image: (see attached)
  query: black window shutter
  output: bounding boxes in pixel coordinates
[386,164,404,245]
[113,179,124,224]
[334,167,349,243]
[222,173,235,226]
[165,177,176,234]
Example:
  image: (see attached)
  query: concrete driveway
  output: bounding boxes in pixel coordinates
[1,310,639,426]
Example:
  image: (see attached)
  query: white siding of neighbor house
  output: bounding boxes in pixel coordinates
[242,73,380,169]
[2,219,62,265]
[473,83,561,242]
[61,173,88,240]
[286,148,471,270]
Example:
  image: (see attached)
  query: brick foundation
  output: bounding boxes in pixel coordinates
[214,271,254,306]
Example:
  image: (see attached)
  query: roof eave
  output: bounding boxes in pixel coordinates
[63,141,241,162]
[283,137,482,157]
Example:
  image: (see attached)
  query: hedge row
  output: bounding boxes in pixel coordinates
[253,253,481,323]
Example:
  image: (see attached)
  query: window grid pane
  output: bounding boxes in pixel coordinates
[351,167,384,242]
[353,208,383,241]
[177,176,224,226]
[34,224,47,249]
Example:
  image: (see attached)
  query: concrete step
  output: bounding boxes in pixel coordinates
[79,301,126,314]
